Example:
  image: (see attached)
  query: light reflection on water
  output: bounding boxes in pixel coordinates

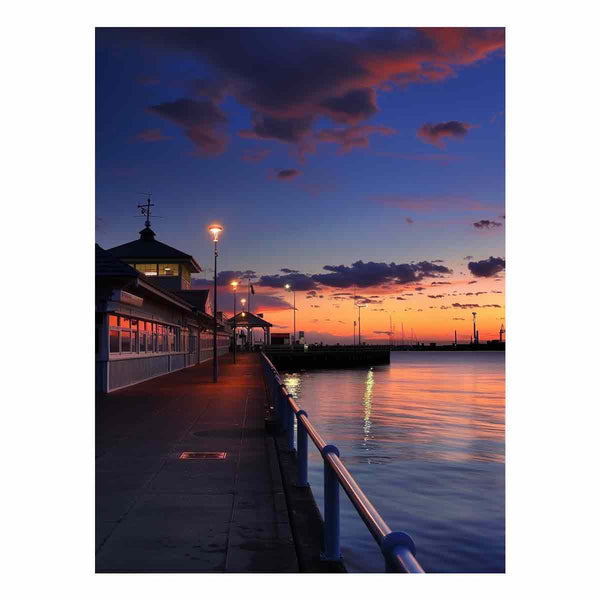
[282,351,505,573]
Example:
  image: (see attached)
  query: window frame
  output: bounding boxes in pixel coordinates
[108,314,183,357]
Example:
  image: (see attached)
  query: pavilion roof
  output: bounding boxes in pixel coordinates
[226,312,272,328]
[107,227,202,272]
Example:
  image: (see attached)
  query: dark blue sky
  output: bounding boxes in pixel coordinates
[96,28,505,342]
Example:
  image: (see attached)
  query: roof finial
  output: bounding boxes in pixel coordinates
[137,195,156,240]
[138,195,154,229]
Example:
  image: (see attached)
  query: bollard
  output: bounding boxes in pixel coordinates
[322,444,341,561]
[286,394,295,452]
[296,410,309,487]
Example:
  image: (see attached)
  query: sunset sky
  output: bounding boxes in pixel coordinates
[95,27,505,344]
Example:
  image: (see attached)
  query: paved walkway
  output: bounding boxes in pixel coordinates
[96,353,298,573]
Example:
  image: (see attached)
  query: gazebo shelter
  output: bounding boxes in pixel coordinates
[227,312,273,349]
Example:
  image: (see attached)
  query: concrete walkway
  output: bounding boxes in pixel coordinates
[96,353,298,573]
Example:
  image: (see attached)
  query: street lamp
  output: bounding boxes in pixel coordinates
[356,301,368,346]
[240,298,247,350]
[208,224,223,383]
[231,280,238,364]
[284,283,296,346]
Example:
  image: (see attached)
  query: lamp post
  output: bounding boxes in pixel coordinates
[231,280,238,364]
[240,298,247,350]
[356,302,368,346]
[208,224,223,383]
[284,283,296,346]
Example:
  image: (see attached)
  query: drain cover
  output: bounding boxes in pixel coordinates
[179,451,227,460]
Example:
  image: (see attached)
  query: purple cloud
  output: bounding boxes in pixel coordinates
[417,121,473,148]
[147,98,228,155]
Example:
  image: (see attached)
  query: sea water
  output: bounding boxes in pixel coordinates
[282,351,505,573]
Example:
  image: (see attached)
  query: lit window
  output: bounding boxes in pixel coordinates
[108,316,180,356]
[159,264,179,276]
[136,264,158,276]
[109,315,118,327]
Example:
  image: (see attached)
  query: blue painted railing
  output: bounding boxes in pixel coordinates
[261,352,425,573]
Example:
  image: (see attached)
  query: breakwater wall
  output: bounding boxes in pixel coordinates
[265,346,390,371]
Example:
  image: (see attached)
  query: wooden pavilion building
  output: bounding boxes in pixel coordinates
[95,222,230,393]
[226,312,273,350]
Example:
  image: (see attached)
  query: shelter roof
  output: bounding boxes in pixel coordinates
[227,312,273,328]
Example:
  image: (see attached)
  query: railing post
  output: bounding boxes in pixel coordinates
[269,376,281,422]
[296,410,308,487]
[279,384,288,432]
[321,444,341,561]
[268,369,274,404]
[286,394,295,452]
[277,378,285,424]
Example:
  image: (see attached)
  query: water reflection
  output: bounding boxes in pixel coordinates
[282,352,505,573]
[285,375,300,396]
[362,368,374,442]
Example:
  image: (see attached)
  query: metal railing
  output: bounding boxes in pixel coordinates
[261,352,425,573]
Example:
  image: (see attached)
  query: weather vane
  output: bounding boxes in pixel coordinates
[137,194,154,229]
[135,193,163,227]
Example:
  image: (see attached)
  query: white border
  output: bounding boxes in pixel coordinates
[3,2,598,598]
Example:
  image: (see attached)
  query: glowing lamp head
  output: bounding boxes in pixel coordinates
[231,280,238,290]
[284,283,291,290]
[241,298,246,306]
[241,312,246,317]
[208,224,223,242]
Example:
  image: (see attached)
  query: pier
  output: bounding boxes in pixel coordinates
[96,353,299,572]
[265,345,390,371]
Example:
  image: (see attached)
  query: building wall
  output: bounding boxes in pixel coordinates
[101,333,229,392]
[96,293,230,393]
